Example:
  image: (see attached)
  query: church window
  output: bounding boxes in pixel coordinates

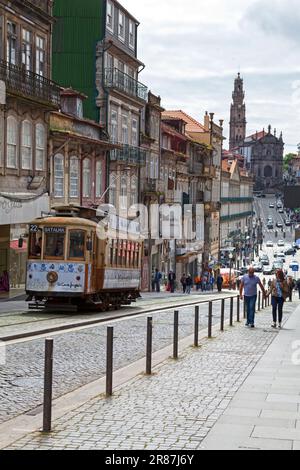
[264,166,272,178]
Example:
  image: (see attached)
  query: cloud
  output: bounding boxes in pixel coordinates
[241,0,300,42]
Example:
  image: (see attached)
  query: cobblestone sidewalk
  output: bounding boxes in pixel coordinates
[6,303,297,450]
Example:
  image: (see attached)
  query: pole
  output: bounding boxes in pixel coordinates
[221,299,225,331]
[237,295,240,322]
[106,327,114,397]
[173,311,179,359]
[194,306,199,347]
[146,317,153,375]
[43,339,54,433]
[230,297,233,326]
[208,301,213,338]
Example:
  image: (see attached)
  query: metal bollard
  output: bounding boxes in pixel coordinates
[220,299,225,331]
[258,291,261,311]
[43,338,54,433]
[106,327,114,397]
[194,306,199,347]
[208,302,213,338]
[243,297,246,320]
[230,297,234,326]
[173,311,179,359]
[146,317,153,375]
[237,295,240,322]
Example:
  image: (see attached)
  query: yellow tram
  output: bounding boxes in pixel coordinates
[26,206,143,311]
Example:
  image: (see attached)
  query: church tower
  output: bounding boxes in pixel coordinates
[229,73,247,150]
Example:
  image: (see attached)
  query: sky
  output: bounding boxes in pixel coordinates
[125,0,300,153]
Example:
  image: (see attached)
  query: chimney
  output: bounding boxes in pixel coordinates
[204,111,210,131]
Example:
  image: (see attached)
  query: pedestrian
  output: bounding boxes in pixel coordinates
[268,279,272,289]
[201,274,207,292]
[268,270,289,329]
[180,274,187,294]
[168,270,176,294]
[287,277,295,302]
[194,274,201,291]
[154,268,162,293]
[186,274,193,294]
[240,267,267,328]
[216,273,224,293]
[262,278,266,289]
[297,279,300,300]
[210,275,215,292]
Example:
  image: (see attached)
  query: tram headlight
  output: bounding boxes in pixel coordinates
[47,271,58,284]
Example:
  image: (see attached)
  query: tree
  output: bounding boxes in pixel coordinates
[284,153,297,171]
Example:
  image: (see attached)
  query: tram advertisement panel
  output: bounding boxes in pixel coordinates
[103,269,140,289]
[26,262,86,293]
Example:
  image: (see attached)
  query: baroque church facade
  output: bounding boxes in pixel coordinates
[229,74,284,192]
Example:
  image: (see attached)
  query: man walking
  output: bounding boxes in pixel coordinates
[240,267,267,328]
[154,269,162,293]
[168,270,176,294]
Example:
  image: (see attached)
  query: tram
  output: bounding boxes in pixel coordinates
[25,206,143,312]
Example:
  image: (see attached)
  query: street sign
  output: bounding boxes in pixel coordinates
[292,266,299,272]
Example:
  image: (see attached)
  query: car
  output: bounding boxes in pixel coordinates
[277,240,285,247]
[260,255,270,266]
[261,194,266,198]
[285,220,292,227]
[267,223,274,230]
[285,247,296,256]
[266,241,274,248]
[293,242,300,251]
[269,204,275,209]
[253,263,263,273]
[276,253,286,263]
[276,222,283,228]
[263,265,273,275]
[273,261,284,270]
[278,209,284,214]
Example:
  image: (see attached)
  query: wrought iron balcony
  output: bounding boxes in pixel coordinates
[104,68,148,102]
[143,178,157,193]
[110,144,147,165]
[0,60,60,107]
[190,161,204,175]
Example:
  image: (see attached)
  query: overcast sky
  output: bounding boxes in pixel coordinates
[125,0,300,153]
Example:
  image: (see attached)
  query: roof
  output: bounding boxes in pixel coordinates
[162,110,205,133]
[247,130,267,140]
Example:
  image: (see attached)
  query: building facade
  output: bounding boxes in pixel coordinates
[0,0,60,295]
[221,158,254,267]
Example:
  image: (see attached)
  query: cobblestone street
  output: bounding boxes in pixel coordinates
[6,301,297,450]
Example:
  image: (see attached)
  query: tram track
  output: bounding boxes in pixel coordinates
[0,293,238,343]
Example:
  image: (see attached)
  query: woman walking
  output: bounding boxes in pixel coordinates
[269,270,289,329]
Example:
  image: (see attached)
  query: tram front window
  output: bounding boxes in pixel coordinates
[29,230,43,259]
[44,233,65,259]
[69,231,85,260]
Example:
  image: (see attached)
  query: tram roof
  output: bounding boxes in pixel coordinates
[30,217,97,228]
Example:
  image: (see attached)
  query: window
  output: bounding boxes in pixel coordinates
[106,0,114,32]
[83,159,91,198]
[132,118,138,147]
[129,20,135,49]
[106,53,114,70]
[118,11,125,41]
[95,161,103,198]
[122,114,128,144]
[110,108,118,143]
[69,230,85,260]
[69,156,79,198]
[109,172,117,206]
[22,29,32,71]
[120,174,127,209]
[7,116,18,169]
[7,22,17,65]
[35,123,46,171]
[54,154,64,198]
[29,229,43,259]
[44,232,65,259]
[21,120,32,170]
[36,36,45,76]
[130,175,138,207]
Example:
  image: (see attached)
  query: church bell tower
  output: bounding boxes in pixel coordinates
[229,73,247,150]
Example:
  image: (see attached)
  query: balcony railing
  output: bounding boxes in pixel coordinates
[110,144,147,165]
[0,60,60,107]
[190,161,203,175]
[143,178,157,193]
[104,68,148,102]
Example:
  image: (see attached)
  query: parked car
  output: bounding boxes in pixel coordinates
[276,222,283,228]
[285,246,296,256]
[263,265,273,275]
[267,223,274,230]
[253,263,263,273]
[266,241,274,248]
[278,209,284,214]
[276,253,286,263]
[273,261,284,270]
[277,240,285,247]
[285,220,292,226]
[269,203,275,209]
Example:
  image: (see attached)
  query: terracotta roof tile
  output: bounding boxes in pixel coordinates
[162,110,205,133]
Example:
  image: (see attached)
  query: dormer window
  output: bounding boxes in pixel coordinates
[76,98,83,119]
[129,20,135,49]
[107,1,114,32]
[118,11,125,42]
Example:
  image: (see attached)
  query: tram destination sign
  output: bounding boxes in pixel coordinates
[44,227,66,234]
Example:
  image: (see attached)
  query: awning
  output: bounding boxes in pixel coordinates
[10,240,27,253]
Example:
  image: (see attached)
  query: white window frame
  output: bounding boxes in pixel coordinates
[82,158,92,198]
[21,120,32,170]
[35,123,46,171]
[95,160,103,198]
[7,115,18,169]
[69,156,79,198]
[130,175,138,207]
[106,0,114,32]
[118,11,125,42]
[36,35,45,77]
[131,118,138,147]
[129,20,135,50]
[110,108,118,143]
[120,174,127,210]
[54,154,64,198]
[121,113,128,145]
